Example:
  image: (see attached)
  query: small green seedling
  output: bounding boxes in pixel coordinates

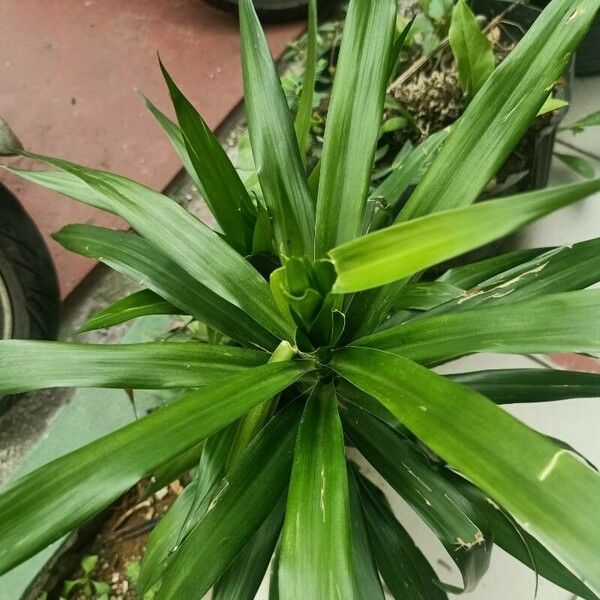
[62,555,110,600]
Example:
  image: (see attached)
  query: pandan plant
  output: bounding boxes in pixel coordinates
[1,0,600,598]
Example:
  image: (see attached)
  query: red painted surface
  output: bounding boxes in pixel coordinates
[0,0,304,296]
[546,353,600,374]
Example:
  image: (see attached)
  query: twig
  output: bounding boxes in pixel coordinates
[114,518,160,540]
[111,498,153,531]
[387,39,449,94]
[555,138,600,163]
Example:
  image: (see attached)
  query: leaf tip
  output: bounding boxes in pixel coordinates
[0,117,24,157]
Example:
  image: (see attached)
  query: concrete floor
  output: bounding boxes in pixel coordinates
[0,76,599,600]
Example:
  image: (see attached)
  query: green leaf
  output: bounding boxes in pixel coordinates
[555,152,595,179]
[368,128,450,232]
[239,0,314,258]
[356,471,448,600]
[341,401,491,592]
[0,339,267,394]
[139,484,194,593]
[332,347,600,595]
[140,93,204,195]
[159,59,256,253]
[213,497,285,600]
[269,540,282,600]
[139,425,238,592]
[399,0,599,220]
[157,403,302,600]
[449,0,495,99]
[81,555,99,575]
[11,154,292,340]
[279,383,355,600]
[0,361,312,574]
[54,224,279,350]
[561,109,600,133]
[294,0,318,164]
[143,441,204,496]
[437,248,551,289]
[78,289,180,333]
[330,179,600,293]
[387,18,415,81]
[358,290,600,364]
[227,341,296,468]
[450,369,600,405]
[449,473,600,600]
[62,580,79,596]
[314,0,397,254]
[416,237,600,320]
[537,96,569,117]
[92,581,111,596]
[346,467,385,600]
[392,281,463,311]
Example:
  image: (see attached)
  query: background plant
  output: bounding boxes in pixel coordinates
[282,0,575,214]
[0,0,600,598]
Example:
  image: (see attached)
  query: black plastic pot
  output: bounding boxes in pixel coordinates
[575,15,600,76]
[206,0,313,21]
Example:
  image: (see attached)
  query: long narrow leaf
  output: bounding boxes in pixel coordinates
[279,383,355,600]
[368,128,450,232]
[438,248,551,289]
[330,179,600,293]
[314,0,397,254]
[0,362,313,574]
[448,472,600,600]
[353,244,550,339]
[450,369,600,405]
[419,237,600,320]
[159,60,256,253]
[54,224,279,350]
[399,0,599,221]
[139,425,238,592]
[140,93,204,196]
[213,497,286,600]
[332,347,600,594]
[358,290,600,365]
[158,403,302,600]
[294,0,318,164]
[357,470,448,600]
[347,467,385,600]
[341,401,491,592]
[239,0,314,258]
[12,155,292,339]
[0,339,266,394]
[78,289,179,333]
[144,441,204,496]
[392,281,463,311]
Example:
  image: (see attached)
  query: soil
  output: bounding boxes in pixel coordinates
[46,482,183,600]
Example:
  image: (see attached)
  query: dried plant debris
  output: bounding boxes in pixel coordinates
[393,64,464,137]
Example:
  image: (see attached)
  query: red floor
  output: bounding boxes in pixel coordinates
[0,0,304,296]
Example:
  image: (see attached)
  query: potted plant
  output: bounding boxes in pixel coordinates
[285,0,573,229]
[1,0,600,598]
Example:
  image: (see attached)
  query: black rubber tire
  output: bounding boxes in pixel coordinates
[0,183,60,414]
